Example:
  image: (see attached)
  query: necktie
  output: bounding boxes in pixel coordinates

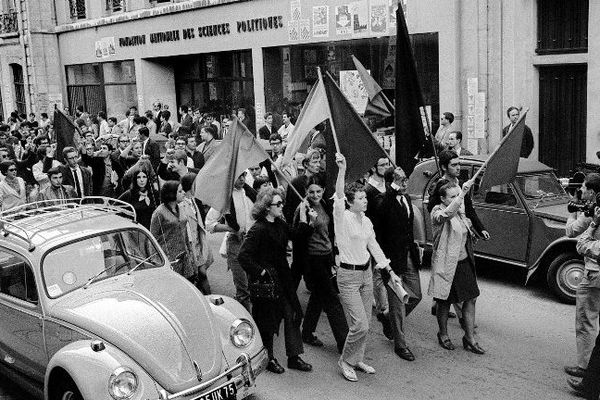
[72,168,82,197]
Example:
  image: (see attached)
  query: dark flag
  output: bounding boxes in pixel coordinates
[321,71,388,187]
[194,117,270,213]
[53,108,79,163]
[478,110,528,193]
[352,55,394,118]
[394,6,427,175]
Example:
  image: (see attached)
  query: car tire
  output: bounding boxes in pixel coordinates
[546,252,584,304]
[52,377,83,400]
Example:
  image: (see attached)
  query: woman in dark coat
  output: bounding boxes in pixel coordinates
[238,187,312,374]
[118,169,158,230]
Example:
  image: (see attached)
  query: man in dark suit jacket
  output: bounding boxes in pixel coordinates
[503,106,534,158]
[59,146,93,197]
[372,167,422,362]
[178,105,193,136]
[257,112,276,140]
[138,126,160,171]
[447,131,473,156]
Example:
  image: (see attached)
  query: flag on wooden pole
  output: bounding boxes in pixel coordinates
[478,109,528,193]
[352,55,394,118]
[53,107,79,163]
[194,117,269,213]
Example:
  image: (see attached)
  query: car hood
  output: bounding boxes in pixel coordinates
[532,202,570,222]
[48,269,221,394]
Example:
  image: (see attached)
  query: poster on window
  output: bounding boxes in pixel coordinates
[382,56,395,89]
[312,5,329,37]
[335,5,352,35]
[351,1,368,35]
[340,70,369,114]
[299,19,311,40]
[290,0,301,21]
[370,0,387,33]
[389,0,398,29]
[288,20,299,41]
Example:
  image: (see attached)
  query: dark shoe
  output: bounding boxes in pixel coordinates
[288,356,312,372]
[377,313,394,340]
[431,305,456,318]
[267,358,285,374]
[302,334,324,347]
[462,337,485,355]
[437,332,455,350]
[395,347,415,361]
[567,377,586,397]
[564,366,586,378]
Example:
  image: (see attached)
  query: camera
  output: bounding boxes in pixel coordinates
[567,190,600,217]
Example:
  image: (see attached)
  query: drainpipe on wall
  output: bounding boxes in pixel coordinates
[16,0,36,114]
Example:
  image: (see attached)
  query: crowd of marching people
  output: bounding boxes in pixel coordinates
[1,104,598,398]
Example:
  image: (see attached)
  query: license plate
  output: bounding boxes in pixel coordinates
[193,382,237,400]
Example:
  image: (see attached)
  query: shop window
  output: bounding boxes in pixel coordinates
[66,60,137,122]
[537,0,588,54]
[68,0,86,20]
[11,63,25,115]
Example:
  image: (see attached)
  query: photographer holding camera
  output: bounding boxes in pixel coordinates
[564,173,600,387]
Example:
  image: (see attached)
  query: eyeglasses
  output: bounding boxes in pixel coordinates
[7,168,16,172]
[270,201,284,207]
[119,139,130,143]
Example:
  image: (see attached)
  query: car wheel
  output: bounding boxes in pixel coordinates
[546,252,584,304]
[53,377,83,400]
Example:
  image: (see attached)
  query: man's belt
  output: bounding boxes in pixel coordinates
[339,261,370,271]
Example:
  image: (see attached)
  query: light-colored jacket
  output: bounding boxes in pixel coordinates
[428,193,474,300]
[180,197,214,268]
[0,178,26,211]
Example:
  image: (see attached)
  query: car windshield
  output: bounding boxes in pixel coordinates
[42,229,164,298]
[514,172,568,205]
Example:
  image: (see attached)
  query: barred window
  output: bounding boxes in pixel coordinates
[68,0,86,20]
[106,0,125,13]
[11,63,25,115]
[537,0,588,54]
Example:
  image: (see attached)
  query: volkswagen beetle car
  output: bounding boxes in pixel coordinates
[0,198,267,400]
[407,156,583,304]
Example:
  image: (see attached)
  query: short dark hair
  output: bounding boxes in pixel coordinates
[97,111,107,120]
[438,181,460,199]
[438,149,459,172]
[46,167,62,179]
[134,116,148,126]
[180,105,189,113]
[506,106,519,118]
[162,110,171,121]
[41,113,48,119]
[0,160,15,174]
[160,180,180,204]
[108,117,117,124]
[37,145,48,159]
[269,133,283,143]
[62,146,77,159]
[344,181,365,205]
[145,110,153,119]
[306,174,325,188]
[264,112,273,119]
[173,149,187,164]
[181,172,197,192]
[443,112,455,124]
[203,125,218,139]
[138,126,150,138]
[252,175,270,191]
[450,131,463,142]
[584,173,600,193]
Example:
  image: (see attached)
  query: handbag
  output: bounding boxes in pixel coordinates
[249,269,280,300]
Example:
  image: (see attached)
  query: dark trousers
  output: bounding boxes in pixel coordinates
[582,332,600,400]
[257,296,304,359]
[301,253,349,350]
[386,254,422,350]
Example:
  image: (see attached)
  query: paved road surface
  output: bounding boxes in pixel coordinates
[0,233,580,400]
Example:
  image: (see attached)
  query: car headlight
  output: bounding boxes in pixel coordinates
[108,367,138,400]
[230,318,254,348]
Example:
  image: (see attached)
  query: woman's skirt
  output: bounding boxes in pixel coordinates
[435,257,480,303]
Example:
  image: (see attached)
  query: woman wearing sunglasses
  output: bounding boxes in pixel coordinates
[238,187,313,375]
[0,160,26,211]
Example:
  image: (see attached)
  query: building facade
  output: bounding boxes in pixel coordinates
[0,0,596,176]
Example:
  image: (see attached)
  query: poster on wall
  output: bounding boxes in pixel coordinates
[312,5,329,37]
[351,1,369,35]
[389,0,397,29]
[370,0,387,33]
[282,47,291,98]
[95,37,116,59]
[340,70,369,114]
[474,92,486,139]
[299,19,311,40]
[335,5,352,35]
[290,0,301,21]
[288,20,300,41]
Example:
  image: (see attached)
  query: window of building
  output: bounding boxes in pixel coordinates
[11,63,26,115]
[537,0,588,54]
[106,0,125,13]
[0,249,38,303]
[68,0,86,20]
[0,87,4,121]
[174,50,254,130]
[261,33,439,132]
[66,60,137,122]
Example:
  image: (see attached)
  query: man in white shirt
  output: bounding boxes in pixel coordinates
[98,111,111,137]
[205,173,257,312]
[277,112,295,142]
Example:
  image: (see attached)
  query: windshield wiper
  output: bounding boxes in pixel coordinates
[127,253,159,275]
[533,192,553,209]
[83,260,130,289]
